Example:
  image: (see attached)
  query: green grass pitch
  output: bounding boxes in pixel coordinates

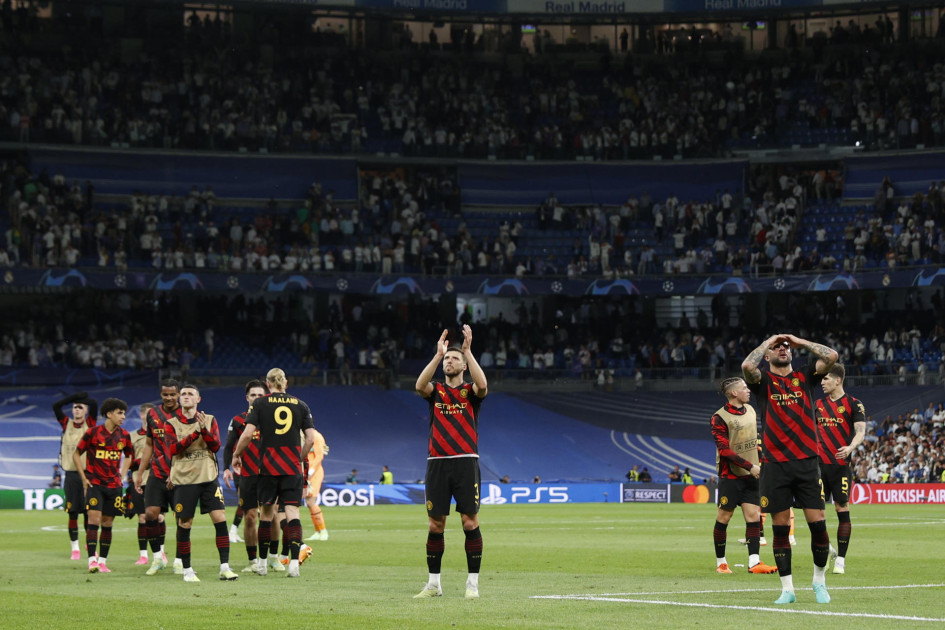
[1,503,943,629]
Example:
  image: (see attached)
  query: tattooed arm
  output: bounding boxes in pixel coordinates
[783,334,838,375]
[741,334,783,383]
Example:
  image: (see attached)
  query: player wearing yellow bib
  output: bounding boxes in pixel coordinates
[709,377,778,575]
[164,384,237,583]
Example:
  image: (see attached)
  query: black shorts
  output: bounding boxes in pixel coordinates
[820,463,853,505]
[239,475,259,511]
[144,475,173,513]
[127,484,146,515]
[760,458,825,513]
[64,470,85,514]
[173,481,226,520]
[257,475,302,507]
[424,457,481,517]
[717,475,760,509]
[86,485,124,517]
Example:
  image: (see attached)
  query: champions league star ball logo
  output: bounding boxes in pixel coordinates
[661,280,674,292]
[227,276,240,289]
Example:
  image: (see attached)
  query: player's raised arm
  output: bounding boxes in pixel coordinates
[461,324,488,397]
[783,334,839,375]
[742,334,783,384]
[415,329,448,397]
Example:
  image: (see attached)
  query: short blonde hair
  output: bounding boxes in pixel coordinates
[266,367,287,390]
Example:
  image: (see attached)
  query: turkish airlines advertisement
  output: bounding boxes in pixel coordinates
[848,484,945,505]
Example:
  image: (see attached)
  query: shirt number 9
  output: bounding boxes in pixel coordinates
[274,406,293,435]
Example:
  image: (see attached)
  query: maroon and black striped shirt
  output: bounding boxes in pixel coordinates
[75,425,133,489]
[244,393,314,476]
[816,394,866,466]
[749,363,824,463]
[224,412,262,477]
[424,380,483,459]
[146,405,185,480]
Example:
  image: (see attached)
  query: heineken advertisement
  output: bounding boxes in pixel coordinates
[1,489,66,510]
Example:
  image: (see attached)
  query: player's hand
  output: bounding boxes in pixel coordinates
[435,329,448,357]
[133,471,142,494]
[836,446,853,460]
[223,468,234,489]
[196,411,209,429]
[782,334,805,348]
[166,480,175,491]
[122,487,135,519]
[750,464,761,479]
[322,443,330,456]
[461,324,472,352]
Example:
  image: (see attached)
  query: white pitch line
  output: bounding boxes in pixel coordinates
[580,583,945,596]
[532,594,945,622]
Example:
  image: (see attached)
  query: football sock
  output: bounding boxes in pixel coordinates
[269,521,280,556]
[157,519,166,548]
[746,520,761,556]
[279,519,288,556]
[232,507,244,528]
[464,528,483,574]
[808,519,830,569]
[428,573,442,588]
[258,521,271,559]
[68,513,79,542]
[146,519,161,552]
[772,524,792,576]
[713,521,728,559]
[310,505,325,531]
[426,532,445,574]
[86,524,99,559]
[286,519,302,560]
[177,527,192,569]
[99,526,112,559]
[467,572,479,588]
[836,511,851,558]
[138,523,148,551]
[214,521,230,564]
[246,545,257,561]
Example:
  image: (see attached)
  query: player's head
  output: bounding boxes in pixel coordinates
[245,378,268,404]
[765,339,792,368]
[822,363,846,396]
[72,400,89,420]
[139,402,155,429]
[160,378,181,410]
[179,384,200,410]
[719,376,750,404]
[100,398,128,425]
[442,344,466,377]
[266,368,287,392]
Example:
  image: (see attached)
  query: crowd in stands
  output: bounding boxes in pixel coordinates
[5,7,945,159]
[6,152,945,284]
[856,404,945,484]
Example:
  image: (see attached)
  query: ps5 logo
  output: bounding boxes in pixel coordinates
[481,484,569,504]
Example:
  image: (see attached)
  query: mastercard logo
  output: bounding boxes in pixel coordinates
[682,485,710,503]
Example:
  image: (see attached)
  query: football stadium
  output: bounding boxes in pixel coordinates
[1,0,945,627]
